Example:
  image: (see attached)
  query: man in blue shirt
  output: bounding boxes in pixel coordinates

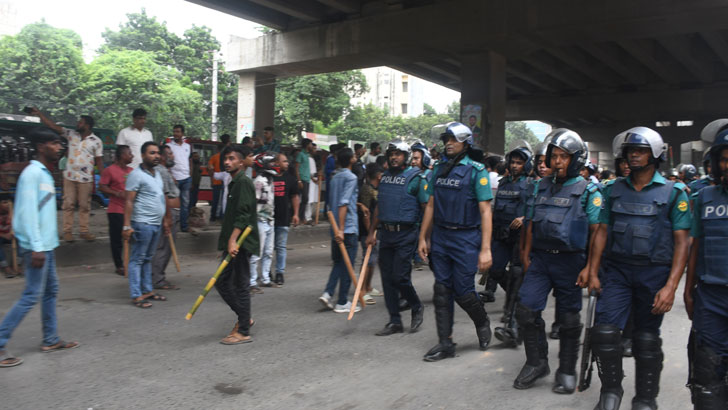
[319,147,360,314]
[587,127,690,410]
[122,142,170,309]
[0,127,79,368]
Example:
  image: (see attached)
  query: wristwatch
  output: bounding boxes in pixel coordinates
[123,226,132,231]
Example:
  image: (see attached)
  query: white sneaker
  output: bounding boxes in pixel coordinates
[369,288,383,297]
[363,294,376,305]
[319,292,334,310]
[334,301,361,313]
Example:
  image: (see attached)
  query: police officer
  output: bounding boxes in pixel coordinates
[410,140,433,272]
[684,122,728,409]
[689,148,714,194]
[680,164,700,190]
[488,141,533,348]
[417,122,493,362]
[366,140,427,335]
[514,129,602,393]
[587,127,691,410]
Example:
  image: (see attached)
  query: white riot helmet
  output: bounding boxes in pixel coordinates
[431,122,473,145]
[620,126,667,164]
[386,138,411,161]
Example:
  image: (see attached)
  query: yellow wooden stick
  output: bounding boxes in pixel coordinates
[7,202,17,273]
[168,233,181,272]
[326,211,366,308]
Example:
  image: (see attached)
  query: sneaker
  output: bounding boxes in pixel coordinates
[250,286,264,295]
[319,292,334,310]
[63,232,74,242]
[363,294,376,305]
[80,232,95,241]
[334,301,361,313]
[369,288,383,297]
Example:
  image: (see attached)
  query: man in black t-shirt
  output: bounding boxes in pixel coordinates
[271,153,301,285]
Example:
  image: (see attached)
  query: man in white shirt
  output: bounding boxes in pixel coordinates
[116,108,153,169]
[31,107,104,242]
[168,125,192,232]
[362,142,382,165]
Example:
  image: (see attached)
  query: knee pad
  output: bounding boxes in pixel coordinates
[516,303,539,327]
[455,292,480,311]
[558,311,582,330]
[633,331,663,359]
[433,282,452,308]
[592,324,622,345]
[694,345,726,386]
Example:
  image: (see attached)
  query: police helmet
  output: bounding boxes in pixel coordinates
[619,126,667,164]
[678,163,698,181]
[534,134,553,159]
[703,147,711,168]
[701,119,728,144]
[709,128,728,180]
[544,128,588,178]
[505,139,533,175]
[668,168,679,178]
[410,140,432,168]
[386,138,412,161]
[431,122,473,146]
[612,131,628,159]
[584,159,597,174]
[253,151,280,175]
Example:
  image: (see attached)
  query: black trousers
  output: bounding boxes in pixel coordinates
[379,228,422,324]
[215,249,252,335]
[299,181,310,221]
[108,213,124,268]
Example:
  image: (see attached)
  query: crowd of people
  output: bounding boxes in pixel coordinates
[1,110,727,410]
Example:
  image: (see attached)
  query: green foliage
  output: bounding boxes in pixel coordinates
[423,103,437,116]
[446,100,461,120]
[505,121,541,150]
[0,22,85,123]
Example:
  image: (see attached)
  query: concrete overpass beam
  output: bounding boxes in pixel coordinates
[461,52,506,155]
[237,72,276,143]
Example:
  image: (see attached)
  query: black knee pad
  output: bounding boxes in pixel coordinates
[558,311,582,330]
[455,292,480,310]
[592,324,622,345]
[633,331,663,359]
[693,345,726,386]
[433,282,452,308]
[515,303,539,327]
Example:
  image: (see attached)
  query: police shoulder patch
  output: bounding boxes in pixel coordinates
[677,200,688,212]
[592,196,602,207]
[424,183,428,191]
[479,177,489,186]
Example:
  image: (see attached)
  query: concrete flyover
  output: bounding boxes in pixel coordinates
[189,0,728,166]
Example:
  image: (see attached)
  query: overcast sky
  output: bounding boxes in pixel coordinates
[1,0,460,113]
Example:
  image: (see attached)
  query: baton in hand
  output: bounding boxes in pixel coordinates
[185,226,252,320]
[578,290,598,392]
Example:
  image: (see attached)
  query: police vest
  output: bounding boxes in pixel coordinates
[531,177,590,252]
[493,176,528,229]
[689,177,712,194]
[433,161,481,228]
[606,178,674,265]
[377,168,421,224]
[697,186,728,285]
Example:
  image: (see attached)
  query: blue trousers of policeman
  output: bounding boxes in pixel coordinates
[488,237,523,316]
[591,259,670,408]
[688,282,728,408]
[378,227,422,325]
[516,250,585,379]
[430,226,489,345]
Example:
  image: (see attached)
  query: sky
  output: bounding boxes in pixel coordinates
[1,0,461,113]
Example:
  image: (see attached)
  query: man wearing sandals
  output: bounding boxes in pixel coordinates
[0,127,79,368]
[122,142,171,309]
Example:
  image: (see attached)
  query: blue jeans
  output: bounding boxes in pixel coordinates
[325,233,358,305]
[128,222,162,299]
[176,177,191,231]
[250,220,275,286]
[210,185,223,221]
[274,226,289,275]
[0,249,60,349]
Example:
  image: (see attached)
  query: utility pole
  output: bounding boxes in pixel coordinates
[211,55,219,141]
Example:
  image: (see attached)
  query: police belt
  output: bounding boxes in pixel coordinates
[380,223,416,232]
[436,224,480,231]
[534,248,583,255]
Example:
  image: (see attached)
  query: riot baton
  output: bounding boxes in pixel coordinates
[326,211,366,308]
[185,226,252,320]
[578,289,599,392]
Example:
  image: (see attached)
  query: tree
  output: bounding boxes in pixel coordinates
[100,9,180,66]
[423,103,437,116]
[446,100,461,121]
[275,71,368,142]
[505,121,541,151]
[0,22,85,123]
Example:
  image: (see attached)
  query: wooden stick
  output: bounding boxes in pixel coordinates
[326,211,366,308]
[314,175,322,225]
[349,230,376,320]
[123,239,129,278]
[168,232,181,272]
[8,202,17,273]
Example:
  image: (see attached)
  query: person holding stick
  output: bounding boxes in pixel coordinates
[151,145,182,290]
[319,147,361,314]
[366,140,428,336]
[215,144,259,344]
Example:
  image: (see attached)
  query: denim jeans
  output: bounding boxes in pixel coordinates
[176,177,191,231]
[128,221,162,299]
[274,226,289,275]
[0,249,60,349]
[210,185,223,221]
[250,219,275,286]
[325,233,358,305]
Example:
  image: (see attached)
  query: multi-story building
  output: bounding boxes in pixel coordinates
[352,67,425,117]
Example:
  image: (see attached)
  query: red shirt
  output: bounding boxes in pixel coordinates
[0,214,10,235]
[99,163,133,214]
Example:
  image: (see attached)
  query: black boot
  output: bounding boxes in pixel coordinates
[592,324,624,410]
[275,273,284,286]
[514,304,550,389]
[410,305,424,333]
[423,283,456,362]
[495,267,523,347]
[621,338,633,357]
[399,298,411,311]
[456,292,491,350]
[692,345,728,410]
[552,312,582,394]
[375,322,403,336]
[550,321,561,340]
[631,332,663,410]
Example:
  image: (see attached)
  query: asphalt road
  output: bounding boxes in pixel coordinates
[0,241,694,410]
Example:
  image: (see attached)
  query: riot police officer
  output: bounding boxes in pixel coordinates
[417,122,493,362]
[587,127,691,410]
[689,148,715,194]
[684,122,728,409]
[514,129,602,394]
[488,141,533,348]
[366,140,427,335]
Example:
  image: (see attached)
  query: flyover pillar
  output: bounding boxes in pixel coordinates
[237,72,275,143]
[460,52,506,155]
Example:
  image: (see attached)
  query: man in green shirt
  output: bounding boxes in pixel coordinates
[215,144,259,345]
[295,138,314,222]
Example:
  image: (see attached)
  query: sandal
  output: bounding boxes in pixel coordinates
[41,340,80,353]
[0,351,23,367]
[132,298,152,309]
[220,333,252,345]
[144,293,167,301]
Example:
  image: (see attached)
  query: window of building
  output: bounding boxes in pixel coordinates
[401,103,408,115]
[402,81,408,92]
